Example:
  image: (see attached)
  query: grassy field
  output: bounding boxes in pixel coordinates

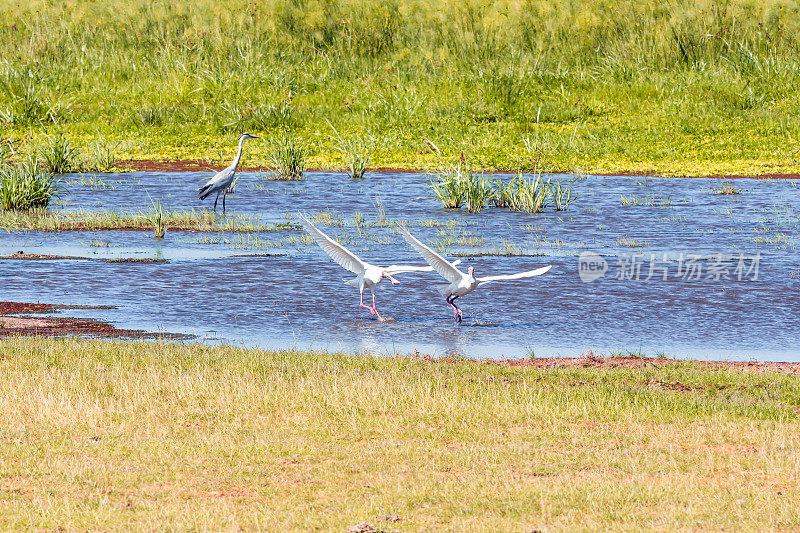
[0,337,799,530]
[1,0,800,176]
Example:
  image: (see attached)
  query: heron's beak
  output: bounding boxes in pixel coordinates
[387,275,400,285]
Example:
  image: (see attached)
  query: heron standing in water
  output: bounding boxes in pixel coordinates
[198,133,259,213]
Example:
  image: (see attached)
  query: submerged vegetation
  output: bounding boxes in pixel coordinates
[0,208,294,232]
[0,0,799,174]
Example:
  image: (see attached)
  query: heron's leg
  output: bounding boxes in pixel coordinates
[213,191,220,212]
[222,190,227,214]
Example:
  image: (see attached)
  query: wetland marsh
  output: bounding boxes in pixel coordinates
[2,170,798,360]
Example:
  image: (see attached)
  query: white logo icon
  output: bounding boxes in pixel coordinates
[578,251,608,282]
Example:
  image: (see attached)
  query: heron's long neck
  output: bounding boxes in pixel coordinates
[231,137,247,170]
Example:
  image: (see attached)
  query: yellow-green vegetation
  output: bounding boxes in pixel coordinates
[0,337,798,530]
[0,208,293,232]
[1,0,800,175]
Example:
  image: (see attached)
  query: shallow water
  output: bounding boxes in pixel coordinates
[2,171,798,360]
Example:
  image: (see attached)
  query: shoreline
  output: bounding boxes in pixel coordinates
[115,159,800,179]
[2,301,798,370]
[0,302,191,340]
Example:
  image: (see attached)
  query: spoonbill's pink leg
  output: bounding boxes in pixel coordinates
[446,296,459,320]
[360,293,376,315]
[371,293,386,321]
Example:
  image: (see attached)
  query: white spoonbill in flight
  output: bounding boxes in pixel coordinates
[398,226,552,322]
[198,132,259,213]
[298,214,451,322]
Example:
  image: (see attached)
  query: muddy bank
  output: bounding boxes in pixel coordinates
[608,171,800,180]
[0,302,191,340]
[0,252,89,260]
[0,253,168,263]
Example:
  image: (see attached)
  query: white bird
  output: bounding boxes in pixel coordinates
[398,226,552,322]
[198,132,259,213]
[298,214,452,322]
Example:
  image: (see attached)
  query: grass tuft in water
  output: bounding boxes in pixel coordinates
[715,185,742,195]
[551,177,578,211]
[516,174,551,214]
[0,160,60,211]
[39,135,80,174]
[266,135,306,180]
[329,121,371,180]
[144,197,167,239]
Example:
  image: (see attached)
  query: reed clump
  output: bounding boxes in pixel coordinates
[39,134,81,174]
[266,135,306,180]
[0,160,60,211]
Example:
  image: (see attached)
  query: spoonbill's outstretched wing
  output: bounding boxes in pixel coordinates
[398,227,463,283]
[476,265,553,287]
[298,213,366,274]
[385,259,461,276]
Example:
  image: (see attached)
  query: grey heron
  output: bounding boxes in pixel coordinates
[198,132,259,213]
[398,226,552,322]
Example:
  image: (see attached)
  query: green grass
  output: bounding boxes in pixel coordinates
[0,337,799,530]
[1,0,800,175]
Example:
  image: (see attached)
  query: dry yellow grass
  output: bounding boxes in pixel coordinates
[0,337,798,531]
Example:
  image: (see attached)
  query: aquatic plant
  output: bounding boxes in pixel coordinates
[339,140,370,180]
[266,135,306,180]
[492,175,523,210]
[0,161,60,211]
[428,146,492,212]
[328,122,371,180]
[517,174,551,214]
[616,235,648,247]
[145,197,167,239]
[430,171,466,209]
[551,178,578,211]
[39,135,80,174]
[462,173,494,213]
[715,185,742,195]
[86,138,118,172]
